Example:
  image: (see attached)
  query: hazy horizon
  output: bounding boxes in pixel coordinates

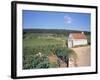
[23,28,90,32]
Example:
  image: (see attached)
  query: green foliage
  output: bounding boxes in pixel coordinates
[55,47,76,67]
[23,29,83,69]
[32,55,49,68]
[23,47,50,69]
[55,47,68,60]
[23,45,56,69]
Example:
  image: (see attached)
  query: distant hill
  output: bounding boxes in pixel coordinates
[23,29,90,36]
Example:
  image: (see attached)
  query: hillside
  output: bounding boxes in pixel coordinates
[23,29,90,36]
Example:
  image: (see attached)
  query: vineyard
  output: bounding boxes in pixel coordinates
[23,29,90,69]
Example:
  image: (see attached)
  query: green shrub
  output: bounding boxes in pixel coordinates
[54,47,76,67]
[23,50,50,69]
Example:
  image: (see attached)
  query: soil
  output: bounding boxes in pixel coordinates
[71,46,91,67]
[48,53,67,67]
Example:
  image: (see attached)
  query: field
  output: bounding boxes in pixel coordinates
[23,29,90,69]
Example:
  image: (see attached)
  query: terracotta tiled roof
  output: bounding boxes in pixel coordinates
[70,33,87,39]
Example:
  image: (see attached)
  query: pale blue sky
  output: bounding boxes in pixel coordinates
[23,10,91,31]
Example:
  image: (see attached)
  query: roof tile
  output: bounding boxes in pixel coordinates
[70,33,87,39]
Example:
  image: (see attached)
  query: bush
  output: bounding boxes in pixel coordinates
[23,47,49,69]
[54,47,76,67]
[23,50,50,69]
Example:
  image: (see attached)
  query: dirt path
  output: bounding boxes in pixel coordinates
[48,53,58,63]
[71,46,91,67]
[48,53,67,67]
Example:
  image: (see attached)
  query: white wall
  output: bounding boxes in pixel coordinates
[73,39,87,46]
[0,0,99,80]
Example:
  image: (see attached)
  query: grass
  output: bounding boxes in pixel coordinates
[23,33,67,48]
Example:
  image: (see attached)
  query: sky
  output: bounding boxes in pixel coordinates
[23,10,91,31]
